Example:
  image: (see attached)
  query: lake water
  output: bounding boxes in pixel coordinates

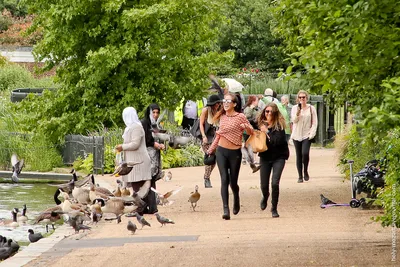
[0,183,60,244]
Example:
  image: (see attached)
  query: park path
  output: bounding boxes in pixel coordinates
[21,147,399,266]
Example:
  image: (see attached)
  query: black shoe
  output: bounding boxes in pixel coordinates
[233,196,240,215]
[260,197,268,210]
[222,206,230,220]
[251,165,261,173]
[271,210,280,218]
[304,172,310,181]
[297,178,303,183]
[204,178,212,188]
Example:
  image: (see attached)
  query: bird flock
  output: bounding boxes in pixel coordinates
[1,156,203,262]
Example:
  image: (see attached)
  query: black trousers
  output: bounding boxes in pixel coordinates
[259,158,285,209]
[181,117,196,130]
[293,138,312,178]
[216,146,242,207]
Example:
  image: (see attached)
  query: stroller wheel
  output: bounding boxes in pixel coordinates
[350,199,360,208]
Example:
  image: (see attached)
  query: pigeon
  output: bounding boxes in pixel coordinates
[320,194,336,205]
[155,213,175,227]
[150,186,183,206]
[111,161,143,177]
[133,212,151,229]
[127,221,137,234]
[11,154,24,183]
[165,171,172,182]
[28,229,43,243]
[64,211,91,233]
[188,185,201,211]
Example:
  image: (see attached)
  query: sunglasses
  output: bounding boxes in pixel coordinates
[222,99,234,104]
[298,96,306,99]
[265,109,273,114]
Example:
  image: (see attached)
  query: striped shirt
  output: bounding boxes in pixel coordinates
[209,113,253,152]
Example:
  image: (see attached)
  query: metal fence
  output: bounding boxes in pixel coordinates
[63,135,104,174]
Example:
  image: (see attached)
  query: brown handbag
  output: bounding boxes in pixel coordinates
[245,130,268,153]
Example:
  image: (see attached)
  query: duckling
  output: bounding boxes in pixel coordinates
[28,229,43,243]
[113,186,122,197]
[121,187,131,197]
[188,185,201,211]
[18,204,28,223]
[150,186,183,206]
[0,208,19,228]
[11,154,24,183]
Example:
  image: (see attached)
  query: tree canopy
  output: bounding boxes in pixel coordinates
[18,0,232,142]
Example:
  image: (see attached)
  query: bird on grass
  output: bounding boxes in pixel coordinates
[127,221,137,234]
[188,185,201,211]
[132,212,151,229]
[11,154,24,183]
[320,194,336,205]
[155,213,175,227]
[150,186,183,206]
[28,229,43,243]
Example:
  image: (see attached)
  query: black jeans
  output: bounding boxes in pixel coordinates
[259,158,286,210]
[293,138,312,178]
[216,146,242,207]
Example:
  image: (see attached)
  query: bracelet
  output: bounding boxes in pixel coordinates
[202,135,206,138]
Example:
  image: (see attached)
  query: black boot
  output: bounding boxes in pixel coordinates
[271,207,279,218]
[233,194,240,215]
[204,178,212,188]
[304,171,310,181]
[222,205,230,220]
[260,197,268,210]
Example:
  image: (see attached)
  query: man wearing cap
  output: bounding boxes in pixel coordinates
[199,94,222,188]
[258,88,280,111]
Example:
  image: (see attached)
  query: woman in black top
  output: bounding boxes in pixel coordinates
[257,102,289,218]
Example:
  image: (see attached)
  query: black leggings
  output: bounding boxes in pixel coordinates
[259,158,285,209]
[293,138,312,178]
[216,146,242,207]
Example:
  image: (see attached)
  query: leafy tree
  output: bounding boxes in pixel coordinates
[0,0,28,16]
[219,0,287,71]
[18,0,233,142]
[272,0,400,226]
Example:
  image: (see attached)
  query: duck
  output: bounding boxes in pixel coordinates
[94,198,136,223]
[150,186,183,206]
[188,185,201,211]
[90,175,114,196]
[110,161,142,177]
[89,184,110,203]
[11,154,24,183]
[18,204,28,223]
[28,229,43,243]
[0,208,19,227]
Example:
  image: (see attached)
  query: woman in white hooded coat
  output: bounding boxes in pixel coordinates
[116,107,152,200]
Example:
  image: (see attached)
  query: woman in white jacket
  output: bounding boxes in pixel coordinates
[291,90,318,183]
[115,107,152,201]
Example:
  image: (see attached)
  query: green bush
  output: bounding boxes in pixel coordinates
[0,15,12,32]
[162,143,204,169]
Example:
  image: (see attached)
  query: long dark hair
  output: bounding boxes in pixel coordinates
[257,102,286,131]
[245,95,257,108]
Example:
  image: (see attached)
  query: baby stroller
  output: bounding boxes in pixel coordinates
[349,157,386,208]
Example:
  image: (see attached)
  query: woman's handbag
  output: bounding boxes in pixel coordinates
[204,153,216,166]
[245,130,268,153]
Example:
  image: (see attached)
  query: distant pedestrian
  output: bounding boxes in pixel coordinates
[291,90,318,183]
[280,95,293,142]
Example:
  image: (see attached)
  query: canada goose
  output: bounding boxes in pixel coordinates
[150,186,183,206]
[188,185,201,211]
[0,208,19,228]
[28,229,43,243]
[60,191,88,213]
[11,154,24,183]
[35,202,63,233]
[94,198,136,223]
[90,175,113,196]
[89,184,110,203]
[18,204,28,223]
[71,179,91,204]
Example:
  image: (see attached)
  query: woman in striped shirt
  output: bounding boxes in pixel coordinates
[208,93,254,220]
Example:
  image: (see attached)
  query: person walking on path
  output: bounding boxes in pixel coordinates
[257,102,289,218]
[141,103,165,214]
[207,93,254,220]
[281,95,293,142]
[291,90,318,183]
[243,95,261,172]
[115,107,152,207]
[199,94,222,188]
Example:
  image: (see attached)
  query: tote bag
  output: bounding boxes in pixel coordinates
[245,130,268,153]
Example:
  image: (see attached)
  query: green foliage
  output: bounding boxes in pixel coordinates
[162,143,203,169]
[219,0,288,71]
[73,153,93,174]
[18,0,233,143]
[0,14,12,32]
[0,1,28,16]
[104,145,116,174]
[0,62,55,92]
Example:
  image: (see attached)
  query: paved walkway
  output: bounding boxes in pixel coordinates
[1,147,398,266]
